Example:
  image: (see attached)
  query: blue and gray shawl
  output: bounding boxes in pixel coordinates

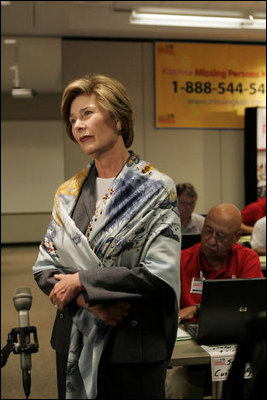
[33,151,181,398]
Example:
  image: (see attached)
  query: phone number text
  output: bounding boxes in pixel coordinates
[171,81,265,95]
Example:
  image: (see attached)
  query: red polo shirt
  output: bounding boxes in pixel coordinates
[180,242,263,308]
[242,197,266,226]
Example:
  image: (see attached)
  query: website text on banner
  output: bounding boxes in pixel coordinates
[155,42,266,129]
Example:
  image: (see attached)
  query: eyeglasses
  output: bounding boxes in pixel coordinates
[202,226,231,243]
[179,201,196,207]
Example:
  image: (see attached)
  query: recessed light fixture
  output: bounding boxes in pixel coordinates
[3,38,17,45]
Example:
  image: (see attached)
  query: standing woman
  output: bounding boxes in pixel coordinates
[33,74,181,399]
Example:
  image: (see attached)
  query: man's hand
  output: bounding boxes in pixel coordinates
[178,305,197,323]
[83,300,131,327]
[49,273,83,310]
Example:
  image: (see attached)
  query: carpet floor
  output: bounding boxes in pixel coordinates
[1,244,58,399]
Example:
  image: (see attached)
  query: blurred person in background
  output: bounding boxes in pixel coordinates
[176,183,205,235]
[240,197,266,235]
[250,216,266,256]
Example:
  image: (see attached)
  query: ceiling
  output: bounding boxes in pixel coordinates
[1,1,266,41]
[1,1,266,93]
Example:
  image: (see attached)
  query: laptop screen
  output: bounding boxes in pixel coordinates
[188,277,266,345]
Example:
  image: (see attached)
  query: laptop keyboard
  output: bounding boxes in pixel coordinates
[184,323,199,338]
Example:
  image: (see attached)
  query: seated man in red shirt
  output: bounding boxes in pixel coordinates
[166,203,263,399]
[180,203,263,320]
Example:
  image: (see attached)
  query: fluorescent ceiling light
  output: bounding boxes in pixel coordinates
[130,10,266,30]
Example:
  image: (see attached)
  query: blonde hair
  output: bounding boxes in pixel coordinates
[61,74,134,148]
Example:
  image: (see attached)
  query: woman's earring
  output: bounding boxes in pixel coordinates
[116,120,122,131]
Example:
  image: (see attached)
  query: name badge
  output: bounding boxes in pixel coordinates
[190,278,203,294]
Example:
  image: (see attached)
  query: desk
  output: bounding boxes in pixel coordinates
[171,337,209,366]
[238,235,251,244]
[170,337,223,399]
[259,255,266,270]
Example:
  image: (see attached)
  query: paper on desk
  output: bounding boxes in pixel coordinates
[176,326,192,341]
[238,235,251,244]
[201,344,237,356]
[259,255,266,268]
[201,344,252,381]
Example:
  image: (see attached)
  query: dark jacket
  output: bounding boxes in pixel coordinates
[35,267,178,365]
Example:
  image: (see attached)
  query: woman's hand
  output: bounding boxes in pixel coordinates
[49,273,83,310]
[77,298,131,327]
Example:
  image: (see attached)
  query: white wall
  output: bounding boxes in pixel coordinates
[1,121,64,213]
[2,38,247,242]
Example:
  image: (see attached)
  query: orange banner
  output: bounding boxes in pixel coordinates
[155,42,266,129]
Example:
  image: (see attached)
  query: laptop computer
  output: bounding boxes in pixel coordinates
[184,277,266,345]
[181,234,201,250]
